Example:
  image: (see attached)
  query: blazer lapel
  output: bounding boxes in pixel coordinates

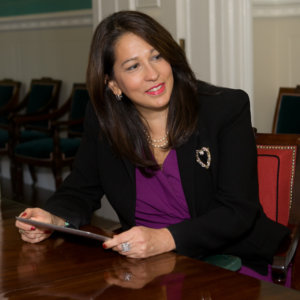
[176,126,212,218]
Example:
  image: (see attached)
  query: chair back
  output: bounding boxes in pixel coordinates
[0,79,21,125]
[24,78,61,128]
[255,133,300,226]
[68,83,90,135]
[12,83,89,190]
[272,86,300,134]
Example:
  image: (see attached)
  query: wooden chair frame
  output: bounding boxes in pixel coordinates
[10,77,62,139]
[5,77,62,150]
[12,83,88,194]
[11,77,61,117]
[5,77,62,192]
[255,133,300,283]
[0,79,21,154]
[0,79,21,117]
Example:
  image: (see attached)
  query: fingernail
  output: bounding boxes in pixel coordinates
[102,243,107,249]
[21,212,27,217]
[30,226,36,231]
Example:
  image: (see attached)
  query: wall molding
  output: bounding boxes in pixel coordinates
[135,0,161,8]
[253,0,300,17]
[207,0,253,106]
[0,9,92,31]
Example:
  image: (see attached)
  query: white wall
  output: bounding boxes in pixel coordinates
[253,16,300,132]
[0,11,93,189]
[252,0,300,133]
[0,26,92,104]
[1,1,300,222]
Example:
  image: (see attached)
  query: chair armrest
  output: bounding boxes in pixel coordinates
[50,118,84,157]
[8,93,29,114]
[11,110,66,145]
[13,109,69,125]
[0,123,9,130]
[50,118,83,136]
[0,101,18,114]
[12,113,53,124]
[12,98,71,125]
[272,224,300,282]
[51,118,84,129]
[23,124,52,133]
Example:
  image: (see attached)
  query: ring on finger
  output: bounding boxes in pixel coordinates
[121,242,131,252]
[123,272,132,281]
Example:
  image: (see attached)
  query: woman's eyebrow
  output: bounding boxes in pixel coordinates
[121,57,138,67]
[121,48,157,67]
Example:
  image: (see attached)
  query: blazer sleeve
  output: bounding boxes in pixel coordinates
[43,103,105,228]
[168,89,269,258]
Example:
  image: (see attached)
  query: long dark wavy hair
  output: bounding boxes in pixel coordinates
[86,10,199,171]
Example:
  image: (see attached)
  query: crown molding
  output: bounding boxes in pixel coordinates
[253,0,300,17]
[0,9,92,31]
[135,0,161,8]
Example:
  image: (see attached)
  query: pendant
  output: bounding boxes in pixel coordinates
[196,147,211,169]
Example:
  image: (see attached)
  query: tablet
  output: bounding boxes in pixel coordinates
[16,216,110,242]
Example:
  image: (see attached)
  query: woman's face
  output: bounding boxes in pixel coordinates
[108,33,174,117]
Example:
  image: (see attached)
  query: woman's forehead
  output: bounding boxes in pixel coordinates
[113,33,156,63]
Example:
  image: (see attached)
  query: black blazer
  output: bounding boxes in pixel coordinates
[44,85,289,264]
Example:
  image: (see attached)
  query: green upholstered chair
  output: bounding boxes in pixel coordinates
[13,83,90,193]
[0,78,61,158]
[272,86,300,134]
[10,77,62,145]
[0,79,21,154]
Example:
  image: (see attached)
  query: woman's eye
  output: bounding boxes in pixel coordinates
[126,63,139,71]
[152,54,161,60]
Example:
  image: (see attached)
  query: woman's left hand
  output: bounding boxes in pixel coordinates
[103,226,176,258]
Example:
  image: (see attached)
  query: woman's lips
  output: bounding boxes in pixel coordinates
[146,83,165,96]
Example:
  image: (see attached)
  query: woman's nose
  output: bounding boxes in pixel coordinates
[144,64,159,81]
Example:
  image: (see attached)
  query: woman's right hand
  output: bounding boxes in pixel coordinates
[15,208,65,244]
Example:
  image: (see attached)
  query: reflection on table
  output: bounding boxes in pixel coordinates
[1,199,300,299]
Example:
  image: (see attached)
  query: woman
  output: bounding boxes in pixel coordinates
[16,11,289,268]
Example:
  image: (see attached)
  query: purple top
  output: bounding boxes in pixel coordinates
[135,149,191,229]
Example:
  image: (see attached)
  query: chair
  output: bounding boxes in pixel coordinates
[12,83,90,193]
[0,77,61,158]
[255,133,300,283]
[10,77,62,143]
[0,79,21,154]
[272,86,300,134]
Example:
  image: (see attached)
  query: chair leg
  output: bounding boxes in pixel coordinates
[52,167,63,190]
[10,160,17,193]
[28,165,37,186]
[10,160,24,200]
[15,163,24,200]
[272,267,287,284]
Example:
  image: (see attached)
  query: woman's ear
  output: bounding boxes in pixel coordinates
[108,79,122,96]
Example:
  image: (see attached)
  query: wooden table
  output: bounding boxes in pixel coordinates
[1,199,300,300]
